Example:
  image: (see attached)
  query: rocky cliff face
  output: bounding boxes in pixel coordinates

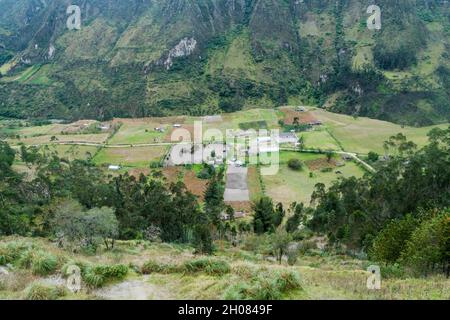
[0,0,448,125]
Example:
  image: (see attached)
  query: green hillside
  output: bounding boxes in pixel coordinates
[0,0,448,125]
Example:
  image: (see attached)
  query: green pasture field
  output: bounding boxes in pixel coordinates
[312,109,448,154]
[262,151,365,205]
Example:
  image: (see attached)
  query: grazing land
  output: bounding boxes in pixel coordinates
[263,152,365,205]
[311,109,448,154]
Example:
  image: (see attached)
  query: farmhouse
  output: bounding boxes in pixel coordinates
[279,132,298,144]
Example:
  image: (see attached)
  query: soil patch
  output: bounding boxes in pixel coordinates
[281,108,318,125]
[305,158,337,171]
[94,276,172,300]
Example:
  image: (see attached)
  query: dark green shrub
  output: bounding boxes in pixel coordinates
[183,258,231,276]
[369,215,417,263]
[287,159,303,171]
[31,252,58,276]
[400,212,449,276]
[141,260,180,274]
[287,248,299,266]
[83,270,105,288]
[224,270,301,300]
[83,264,129,288]
[0,242,32,265]
[24,283,66,300]
[16,250,58,276]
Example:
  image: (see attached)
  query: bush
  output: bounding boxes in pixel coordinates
[83,270,105,288]
[287,159,303,171]
[183,258,231,276]
[287,248,299,266]
[0,244,15,265]
[61,261,87,276]
[400,211,449,276]
[224,270,301,300]
[242,234,268,253]
[17,250,58,276]
[141,260,180,274]
[24,283,66,300]
[367,152,380,162]
[0,241,32,265]
[298,240,317,255]
[31,252,58,276]
[369,215,417,264]
[83,264,129,288]
[275,270,301,291]
[380,263,406,279]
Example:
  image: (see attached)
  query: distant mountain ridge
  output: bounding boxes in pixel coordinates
[0,0,448,126]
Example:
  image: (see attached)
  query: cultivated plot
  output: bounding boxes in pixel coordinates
[93,146,168,168]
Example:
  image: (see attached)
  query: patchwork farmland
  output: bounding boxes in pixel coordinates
[1,107,447,211]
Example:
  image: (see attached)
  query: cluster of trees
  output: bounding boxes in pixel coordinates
[246,128,449,276]
[0,141,225,254]
[308,127,450,276]
[373,43,419,71]
[253,199,307,237]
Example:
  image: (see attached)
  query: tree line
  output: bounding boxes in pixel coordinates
[1,126,449,276]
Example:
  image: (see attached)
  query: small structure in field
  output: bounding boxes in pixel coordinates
[279,132,298,144]
[309,120,323,126]
[342,155,353,161]
[108,165,121,171]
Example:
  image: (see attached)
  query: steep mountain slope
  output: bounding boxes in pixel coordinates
[0,0,448,125]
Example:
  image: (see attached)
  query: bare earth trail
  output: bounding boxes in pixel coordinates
[94,275,173,300]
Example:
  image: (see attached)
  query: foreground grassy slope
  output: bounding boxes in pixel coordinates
[0,237,448,300]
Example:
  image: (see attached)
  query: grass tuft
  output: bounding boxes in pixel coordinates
[24,283,67,300]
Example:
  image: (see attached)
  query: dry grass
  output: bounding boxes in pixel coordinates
[1,237,448,300]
